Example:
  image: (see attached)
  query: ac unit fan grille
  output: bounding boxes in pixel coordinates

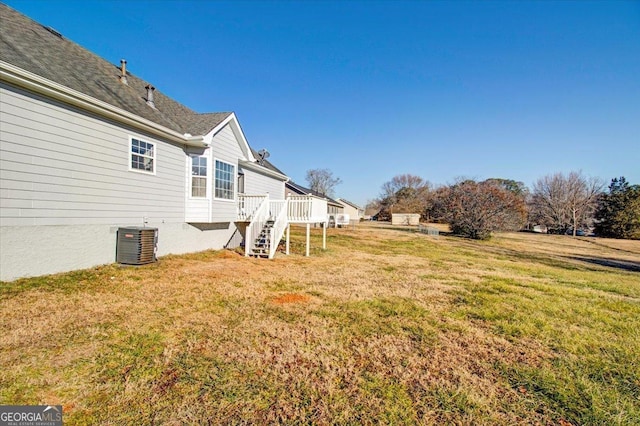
[116,227,158,265]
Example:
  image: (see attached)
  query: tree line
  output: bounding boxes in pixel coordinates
[367,172,640,240]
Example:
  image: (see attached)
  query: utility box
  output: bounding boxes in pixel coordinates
[116,227,158,265]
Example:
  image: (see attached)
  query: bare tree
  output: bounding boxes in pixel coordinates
[305,168,342,197]
[380,174,431,200]
[531,171,603,235]
[364,199,382,216]
[377,174,432,220]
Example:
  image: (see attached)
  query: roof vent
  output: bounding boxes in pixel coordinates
[145,84,156,108]
[119,59,128,85]
[42,25,63,38]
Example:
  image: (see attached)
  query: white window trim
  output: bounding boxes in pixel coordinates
[213,158,236,202]
[128,136,156,175]
[189,154,209,199]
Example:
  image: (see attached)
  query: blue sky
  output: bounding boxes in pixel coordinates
[5,0,639,207]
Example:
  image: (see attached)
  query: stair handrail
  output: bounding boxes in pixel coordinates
[268,200,289,259]
[245,195,270,257]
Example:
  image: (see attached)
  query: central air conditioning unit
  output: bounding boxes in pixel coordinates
[116,227,158,265]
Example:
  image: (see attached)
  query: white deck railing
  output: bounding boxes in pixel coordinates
[268,200,288,259]
[287,195,328,224]
[238,194,329,258]
[238,194,329,224]
[237,194,268,221]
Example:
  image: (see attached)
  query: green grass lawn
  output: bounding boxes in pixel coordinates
[1,223,639,424]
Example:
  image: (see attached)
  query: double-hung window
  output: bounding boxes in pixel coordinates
[214,159,235,200]
[130,137,155,174]
[191,156,207,197]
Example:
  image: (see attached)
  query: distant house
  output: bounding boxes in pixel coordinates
[0,5,325,280]
[336,199,364,222]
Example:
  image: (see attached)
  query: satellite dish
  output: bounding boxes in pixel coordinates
[257,149,270,164]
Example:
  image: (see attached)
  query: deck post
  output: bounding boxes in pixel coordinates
[305,223,310,257]
[322,222,326,250]
[286,224,290,255]
[245,224,251,257]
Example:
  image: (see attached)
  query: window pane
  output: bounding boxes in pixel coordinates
[214,160,234,200]
[144,158,153,171]
[190,156,208,197]
[192,176,206,197]
[131,139,155,173]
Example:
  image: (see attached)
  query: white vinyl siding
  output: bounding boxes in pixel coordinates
[0,82,185,227]
[207,125,243,222]
[1,84,269,281]
[338,202,363,220]
[241,167,286,200]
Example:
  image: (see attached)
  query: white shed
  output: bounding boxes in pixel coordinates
[391,214,421,226]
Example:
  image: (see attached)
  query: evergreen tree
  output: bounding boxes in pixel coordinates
[594,177,640,239]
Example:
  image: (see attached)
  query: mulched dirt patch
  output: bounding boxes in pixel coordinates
[271,293,310,304]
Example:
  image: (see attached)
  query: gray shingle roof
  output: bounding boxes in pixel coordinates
[0,3,230,136]
[286,181,341,206]
[337,198,363,210]
[249,148,287,176]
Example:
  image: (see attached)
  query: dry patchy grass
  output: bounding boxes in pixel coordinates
[1,223,639,425]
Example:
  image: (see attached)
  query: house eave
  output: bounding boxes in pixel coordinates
[239,159,289,182]
[337,198,363,210]
[0,60,206,147]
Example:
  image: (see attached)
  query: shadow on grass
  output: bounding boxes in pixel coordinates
[447,241,593,272]
[369,223,455,237]
[566,256,640,273]
[581,238,640,256]
[370,224,421,234]
[462,242,640,274]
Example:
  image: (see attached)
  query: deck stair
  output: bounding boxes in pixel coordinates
[250,220,275,258]
[238,194,328,258]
